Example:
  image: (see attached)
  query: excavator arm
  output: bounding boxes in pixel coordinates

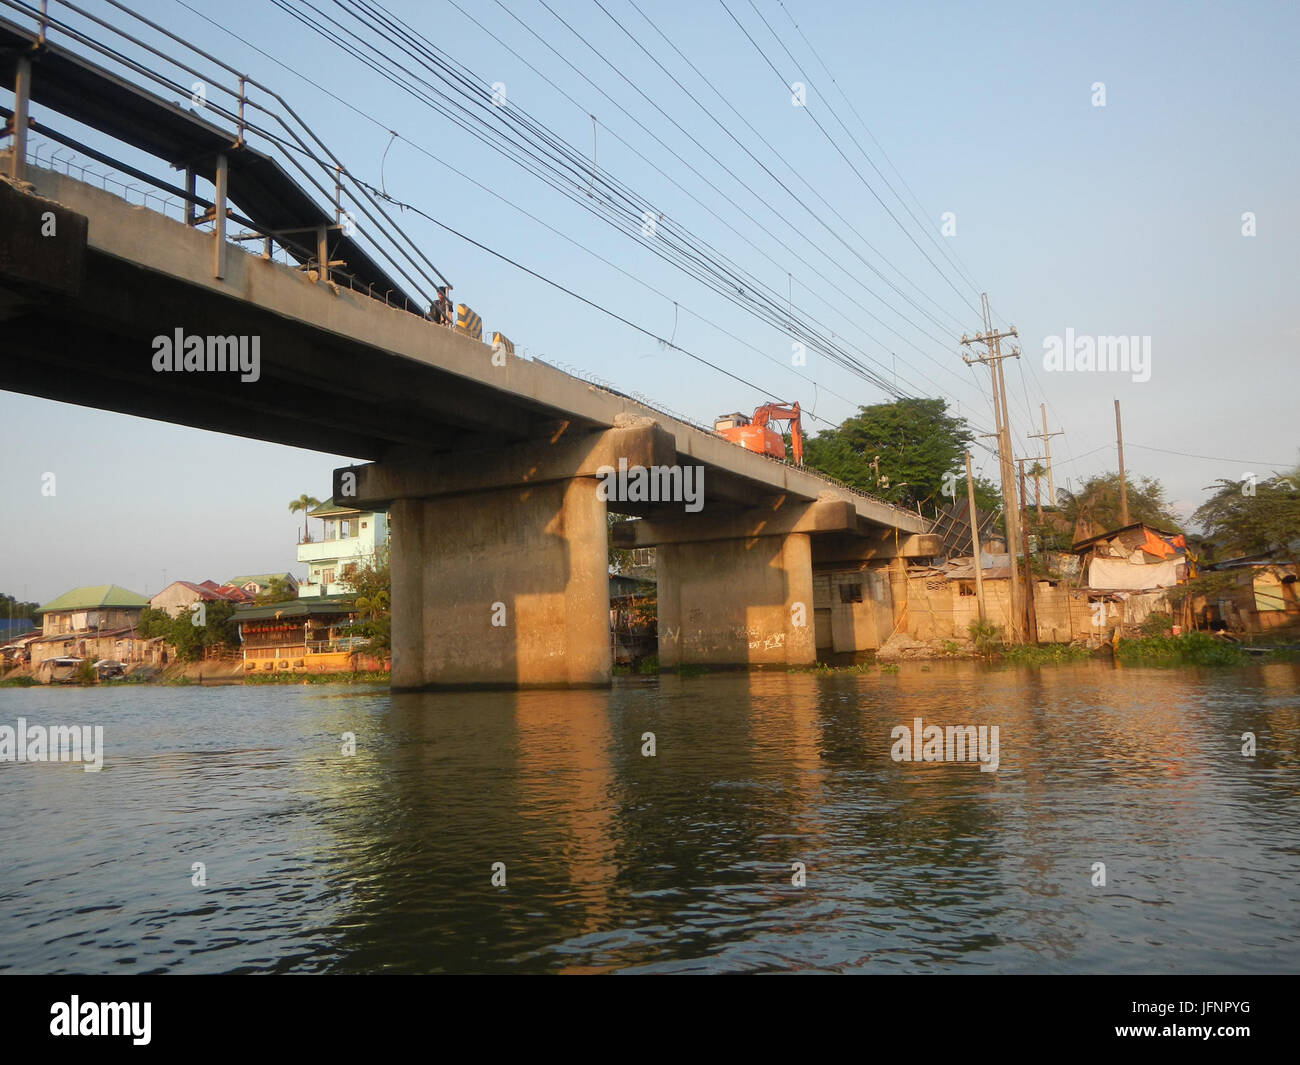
[751,403,803,466]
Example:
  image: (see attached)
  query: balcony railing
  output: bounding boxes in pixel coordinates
[306,637,369,654]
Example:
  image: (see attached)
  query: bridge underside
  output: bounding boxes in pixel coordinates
[341,437,938,689]
[2,164,936,690]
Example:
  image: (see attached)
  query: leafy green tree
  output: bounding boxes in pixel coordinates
[288,493,321,543]
[341,547,391,656]
[1193,471,1300,564]
[803,397,996,518]
[1056,472,1180,539]
[135,606,173,639]
[198,600,240,650]
[607,511,633,573]
[0,592,39,620]
[135,602,240,662]
[255,575,299,605]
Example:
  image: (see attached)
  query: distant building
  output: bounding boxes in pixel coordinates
[1199,550,1299,633]
[235,596,379,674]
[29,584,155,674]
[34,584,149,637]
[149,580,252,618]
[227,572,299,599]
[1070,523,1189,591]
[297,498,388,598]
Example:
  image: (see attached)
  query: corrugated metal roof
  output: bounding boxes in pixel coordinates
[234,597,355,622]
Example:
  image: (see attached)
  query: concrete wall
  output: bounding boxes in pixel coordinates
[658,533,815,668]
[390,479,611,689]
[41,608,141,636]
[899,575,1094,643]
[812,568,894,652]
[150,584,203,619]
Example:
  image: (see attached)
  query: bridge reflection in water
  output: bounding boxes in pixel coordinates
[5,663,1291,973]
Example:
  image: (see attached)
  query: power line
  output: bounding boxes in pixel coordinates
[602,0,990,403]
[720,0,980,322]
[278,0,984,411]
[1126,443,1299,468]
[771,0,986,302]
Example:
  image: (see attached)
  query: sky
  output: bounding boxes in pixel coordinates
[1,0,1297,606]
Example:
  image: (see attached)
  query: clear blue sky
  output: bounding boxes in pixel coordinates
[2,0,1296,605]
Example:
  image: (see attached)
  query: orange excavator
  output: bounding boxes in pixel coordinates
[713,403,804,465]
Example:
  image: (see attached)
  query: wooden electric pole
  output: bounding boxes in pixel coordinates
[1029,403,1064,509]
[1018,458,1041,641]
[964,450,987,623]
[1115,399,1130,526]
[961,294,1023,642]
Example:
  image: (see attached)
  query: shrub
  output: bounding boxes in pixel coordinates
[1139,612,1174,637]
[968,619,1003,656]
[1115,631,1245,666]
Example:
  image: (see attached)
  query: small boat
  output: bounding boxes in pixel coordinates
[43,656,86,683]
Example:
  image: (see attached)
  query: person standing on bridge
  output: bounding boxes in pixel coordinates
[432,286,452,326]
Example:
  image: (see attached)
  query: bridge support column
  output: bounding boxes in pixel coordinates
[341,421,676,690]
[388,477,611,689]
[657,531,816,669]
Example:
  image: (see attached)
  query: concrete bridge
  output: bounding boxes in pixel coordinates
[0,11,936,688]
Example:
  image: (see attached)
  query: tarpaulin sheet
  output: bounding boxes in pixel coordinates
[1088,556,1181,590]
[1141,528,1180,558]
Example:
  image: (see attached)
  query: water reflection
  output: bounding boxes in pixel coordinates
[0,662,1297,973]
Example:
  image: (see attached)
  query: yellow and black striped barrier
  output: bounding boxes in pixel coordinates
[455,303,483,340]
[491,331,514,357]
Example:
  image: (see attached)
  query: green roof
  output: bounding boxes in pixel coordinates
[35,584,149,616]
[235,595,355,622]
[308,498,364,518]
[227,573,297,590]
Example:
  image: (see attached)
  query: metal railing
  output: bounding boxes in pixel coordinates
[2,0,451,313]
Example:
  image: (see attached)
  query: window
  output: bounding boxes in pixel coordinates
[838,583,863,604]
[958,581,976,597]
[323,569,335,586]
[361,521,368,530]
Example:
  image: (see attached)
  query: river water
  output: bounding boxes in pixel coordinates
[1,661,1297,974]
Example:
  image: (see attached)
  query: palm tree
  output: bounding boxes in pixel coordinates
[1027,462,1047,519]
[288,494,321,543]
[355,590,390,621]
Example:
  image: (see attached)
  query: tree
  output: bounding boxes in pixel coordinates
[135,606,173,639]
[255,575,299,605]
[1193,471,1300,565]
[607,511,633,573]
[341,546,391,657]
[135,601,240,663]
[803,397,991,517]
[0,592,39,619]
[1027,462,1048,512]
[288,493,321,543]
[1056,472,1180,539]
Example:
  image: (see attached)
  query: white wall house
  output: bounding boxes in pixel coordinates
[297,498,389,598]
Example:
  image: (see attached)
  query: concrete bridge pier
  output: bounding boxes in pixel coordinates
[656,532,816,669]
[339,422,675,690]
[387,479,609,689]
[614,499,861,670]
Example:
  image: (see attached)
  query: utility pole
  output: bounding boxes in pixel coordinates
[1029,403,1064,508]
[961,293,1023,642]
[1018,458,1042,641]
[964,450,987,624]
[1115,399,1130,526]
